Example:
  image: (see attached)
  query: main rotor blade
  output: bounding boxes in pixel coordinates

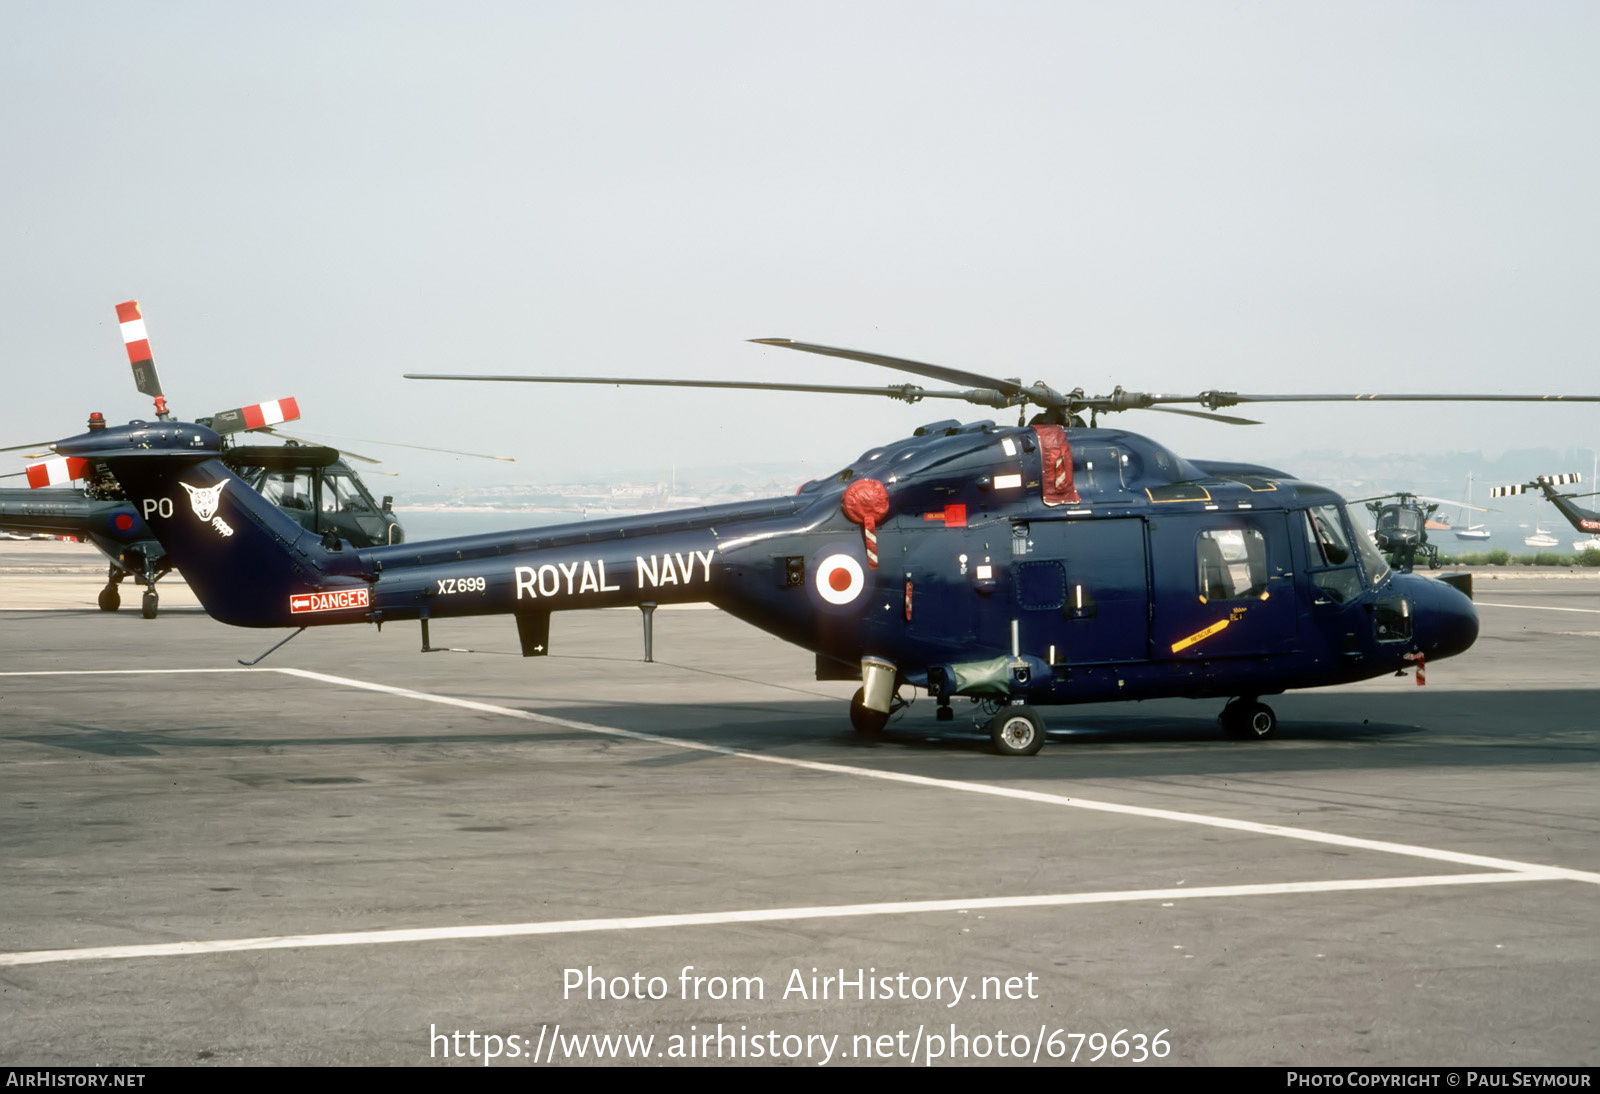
[1195,391,1600,409]
[269,427,517,463]
[1346,493,1495,512]
[257,428,383,465]
[1141,406,1261,426]
[404,373,1011,407]
[1414,494,1493,512]
[749,339,1031,399]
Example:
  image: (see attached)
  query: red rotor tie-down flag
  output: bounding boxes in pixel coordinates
[1035,424,1080,505]
[841,478,890,570]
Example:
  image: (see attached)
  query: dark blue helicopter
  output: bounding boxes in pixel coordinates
[1,416,404,618]
[2,300,509,617]
[38,339,1599,755]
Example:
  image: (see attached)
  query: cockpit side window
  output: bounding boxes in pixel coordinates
[1302,505,1363,603]
[1307,506,1352,566]
[1348,505,1391,587]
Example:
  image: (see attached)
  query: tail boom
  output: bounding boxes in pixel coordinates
[63,420,804,634]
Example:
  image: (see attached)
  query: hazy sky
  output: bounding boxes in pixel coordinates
[4,2,1597,491]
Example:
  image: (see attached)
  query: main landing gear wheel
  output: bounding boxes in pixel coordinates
[989,705,1045,757]
[97,585,121,612]
[141,589,159,620]
[849,688,889,738]
[1219,698,1277,739]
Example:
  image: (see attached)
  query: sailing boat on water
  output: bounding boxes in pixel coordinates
[1525,493,1559,549]
[1453,472,1491,542]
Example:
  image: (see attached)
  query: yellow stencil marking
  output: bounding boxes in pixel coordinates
[1172,617,1231,653]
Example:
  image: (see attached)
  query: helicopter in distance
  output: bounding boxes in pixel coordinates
[1,302,507,617]
[1490,473,1600,551]
[39,334,1600,755]
[1346,491,1493,573]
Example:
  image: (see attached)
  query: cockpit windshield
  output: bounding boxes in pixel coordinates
[1381,509,1422,534]
[322,470,376,513]
[254,469,315,512]
[1348,505,1391,586]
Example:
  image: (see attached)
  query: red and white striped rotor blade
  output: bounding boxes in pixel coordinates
[115,300,169,418]
[207,397,302,436]
[24,457,89,489]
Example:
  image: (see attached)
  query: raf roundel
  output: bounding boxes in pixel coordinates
[814,553,865,606]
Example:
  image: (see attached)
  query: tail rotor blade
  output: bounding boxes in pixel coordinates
[24,457,90,489]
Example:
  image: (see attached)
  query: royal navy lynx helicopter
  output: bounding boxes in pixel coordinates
[39,337,1600,754]
[1345,491,1493,572]
[1,302,504,617]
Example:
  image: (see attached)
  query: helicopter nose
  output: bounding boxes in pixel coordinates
[1402,574,1479,661]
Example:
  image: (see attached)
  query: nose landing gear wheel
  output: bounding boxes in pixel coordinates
[141,589,159,620]
[849,687,889,738]
[989,705,1045,756]
[98,586,121,612]
[1219,698,1277,739]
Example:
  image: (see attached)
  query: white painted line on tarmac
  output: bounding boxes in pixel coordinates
[0,608,206,613]
[0,872,1548,967]
[275,668,1600,886]
[8,668,1598,890]
[0,668,256,676]
[9,667,1594,886]
[1476,601,1600,614]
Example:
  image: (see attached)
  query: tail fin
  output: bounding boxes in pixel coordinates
[54,420,371,627]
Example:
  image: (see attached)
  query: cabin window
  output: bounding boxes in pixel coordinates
[1196,528,1267,601]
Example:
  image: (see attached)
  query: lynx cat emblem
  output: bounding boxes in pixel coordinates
[179,481,234,537]
[181,480,227,522]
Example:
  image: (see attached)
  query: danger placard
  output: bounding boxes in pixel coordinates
[289,588,370,614]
